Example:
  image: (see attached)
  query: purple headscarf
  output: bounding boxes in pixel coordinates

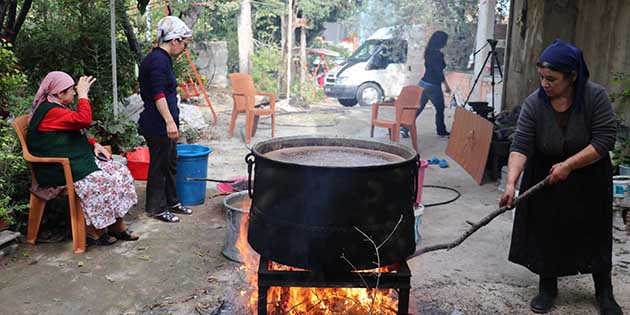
[537,39,590,109]
[31,71,75,113]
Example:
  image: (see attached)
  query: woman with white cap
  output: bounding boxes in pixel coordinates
[138,16,193,223]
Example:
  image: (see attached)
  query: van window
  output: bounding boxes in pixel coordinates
[369,40,408,69]
[348,40,383,62]
[382,40,408,64]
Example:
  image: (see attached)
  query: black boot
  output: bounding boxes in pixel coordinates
[530,276,558,314]
[593,272,624,315]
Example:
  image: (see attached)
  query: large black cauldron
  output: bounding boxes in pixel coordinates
[246,136,418,271]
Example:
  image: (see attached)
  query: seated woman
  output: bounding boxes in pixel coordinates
[27,71,139,246]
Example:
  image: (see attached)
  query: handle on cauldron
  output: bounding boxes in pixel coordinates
[413,158,420,203]
[245,153,255,199]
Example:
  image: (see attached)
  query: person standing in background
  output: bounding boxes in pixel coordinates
[138,16,193,223]
[401,30,452,138]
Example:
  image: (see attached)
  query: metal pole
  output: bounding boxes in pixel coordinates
[110,0,119,117]
[286,0,293,102]
[471,0,496,101]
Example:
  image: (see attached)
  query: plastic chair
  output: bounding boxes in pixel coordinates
[370,85,424,152]
[12,115,86,254]
[228,73,276,144]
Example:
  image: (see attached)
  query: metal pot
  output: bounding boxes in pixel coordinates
[246,136,419,271]
[222,191,257,263]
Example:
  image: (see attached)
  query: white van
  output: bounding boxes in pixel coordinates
[324,26,425,107]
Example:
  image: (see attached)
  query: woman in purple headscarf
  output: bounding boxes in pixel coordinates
[499,40,622,314]
[27,71,139,246]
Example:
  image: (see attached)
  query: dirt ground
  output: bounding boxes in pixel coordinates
[1,94,629,315]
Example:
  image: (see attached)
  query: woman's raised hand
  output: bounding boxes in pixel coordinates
[76,76,96,99]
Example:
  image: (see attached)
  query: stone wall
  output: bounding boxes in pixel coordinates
[503,0,630,110]
[191,41,228,88]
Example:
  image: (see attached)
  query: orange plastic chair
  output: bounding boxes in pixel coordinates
[228,73,276,144]
[370,85,424,152]
[12,115,87,254]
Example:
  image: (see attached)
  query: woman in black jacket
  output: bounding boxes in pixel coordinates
[500,39,622,315]
[401,30,451,138]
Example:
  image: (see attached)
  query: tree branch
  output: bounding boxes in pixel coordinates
[0,0,8,32]
[408,176,550,259]
[118,0,141,64]
[5,0,15,28]
[180,3,204,31]
[9,0,31,42]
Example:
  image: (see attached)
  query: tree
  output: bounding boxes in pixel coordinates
[289,0,363,100]
[237,0,253,74]
[0,0,33,44]
[118,0,142,64]
[15,1,137,116]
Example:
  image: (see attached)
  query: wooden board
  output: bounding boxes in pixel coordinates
[445,107,494,185]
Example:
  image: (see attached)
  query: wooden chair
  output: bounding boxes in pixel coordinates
[370,85,424,152]
[228,73,276,144]
[12,115,86,254]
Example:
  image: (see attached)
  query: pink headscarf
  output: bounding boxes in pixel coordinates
[31,71,75,113]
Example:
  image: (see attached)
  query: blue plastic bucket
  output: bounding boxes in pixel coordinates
[176,144,213,206]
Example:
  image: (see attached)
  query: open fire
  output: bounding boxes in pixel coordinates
[234,200,404,315]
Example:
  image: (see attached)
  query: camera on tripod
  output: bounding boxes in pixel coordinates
[486,39,499,50]
[463,38,504,120]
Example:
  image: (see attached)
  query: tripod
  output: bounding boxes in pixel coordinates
[463,39,504,119]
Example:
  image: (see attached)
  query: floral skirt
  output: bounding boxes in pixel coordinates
[74,159,138,229]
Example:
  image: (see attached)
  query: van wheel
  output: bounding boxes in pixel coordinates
[356,83,383,107]
[338,98,358,107]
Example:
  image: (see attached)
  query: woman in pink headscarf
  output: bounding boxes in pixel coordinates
[27,71,140,246]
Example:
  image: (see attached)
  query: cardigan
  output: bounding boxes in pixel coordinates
[138,47,180,137]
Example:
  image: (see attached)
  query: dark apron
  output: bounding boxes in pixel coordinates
[509,151,613,277]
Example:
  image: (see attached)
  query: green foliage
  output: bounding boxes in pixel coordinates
[611,72,630,125]
[8,96,33,117]
[0,120,30,227]
[0,40,28,115]
[613,140,630,168]
[252,45,283,95]
[291,79,326,107]
[137,0,150,15]
[14,1,137,121]
[15,1,142,156]
[611,72,630,168]
[89,112,144,154]
[297,0,364,37]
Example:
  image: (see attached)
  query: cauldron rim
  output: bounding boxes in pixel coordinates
[250,136,419,169]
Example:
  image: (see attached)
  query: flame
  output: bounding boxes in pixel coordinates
[234,198,399,315]
[266,287,398,315]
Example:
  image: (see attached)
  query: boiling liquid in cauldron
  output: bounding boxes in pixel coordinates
[263,146,404,167]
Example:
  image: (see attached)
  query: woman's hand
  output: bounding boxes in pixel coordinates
[93,143,112,160]
[499,183,516,209]
[76,76,96,99]
[443,81,452,94]
[549,161,572,184]
[166,121,179,141]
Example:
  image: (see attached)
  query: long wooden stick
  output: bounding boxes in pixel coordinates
[407,176,550,260]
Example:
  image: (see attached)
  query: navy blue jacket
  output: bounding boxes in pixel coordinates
[138,47,179,136]
[422,50,446,85]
